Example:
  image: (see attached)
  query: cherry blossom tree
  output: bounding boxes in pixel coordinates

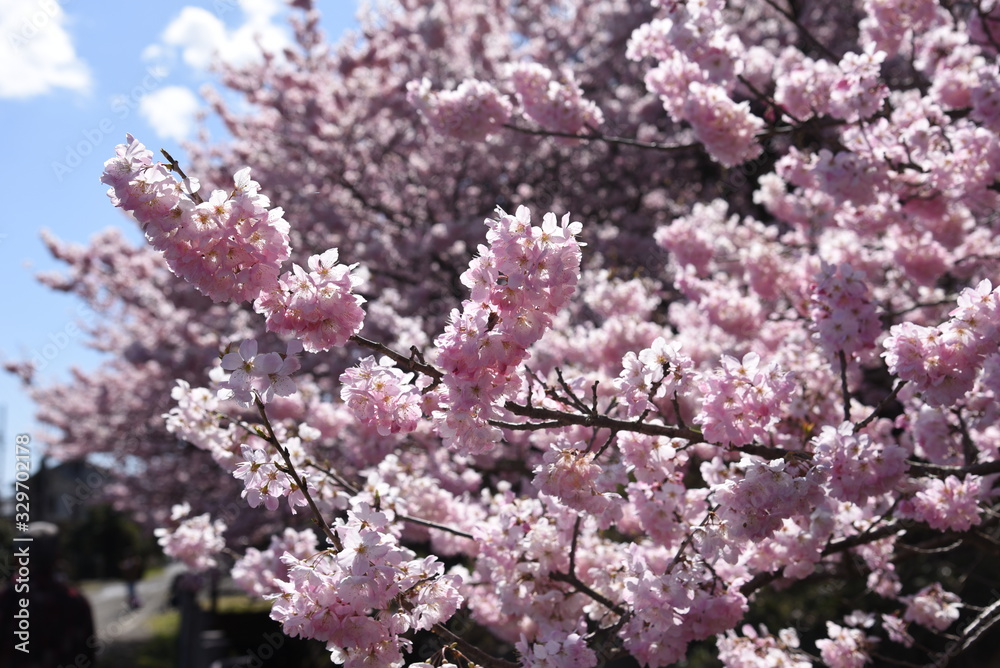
[12,0,1000,665]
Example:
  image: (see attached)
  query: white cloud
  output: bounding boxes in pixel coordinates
[150,0,292,72]
[0,0,91,98]
[139,86,202,141]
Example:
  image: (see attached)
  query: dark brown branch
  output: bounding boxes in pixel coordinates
[349,335,444,384]
[398,513,475,541]
[929,595,1000,667]
[838,350,851,423]
[855,380,906,433]
[503,122,702,153]
[160,149,204,204]
[490,418,566,431]
[760,0,839,61]
[431,623,520,668]
[906,459,1000,478]
[550,570,626,616]
[254,396,343,551]
[503,400,703,442]
[741,520,909,595]
[737,442,811,461]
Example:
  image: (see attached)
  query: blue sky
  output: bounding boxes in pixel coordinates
[0,0,358,493]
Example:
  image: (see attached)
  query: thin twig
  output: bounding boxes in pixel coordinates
[838,350,851,423]
[907,459,1000,478]
[160,149,204,204]
[555,367,592,414]
[568,517,582,579]
[306,460,361,494]
[929,595,1000,667]
[431,623,520,668]
[489,418,566,431]
[308,460,473,539]
[855,380,906,433]
[254,396,343,551]
[671,394,687,429]
[760,0,839,61]
[349,335,444,385]
[594,430,618,459]
[398,513,475,540]
[504,400,703,442]
[504,122,702,153]
[549,571,626,615]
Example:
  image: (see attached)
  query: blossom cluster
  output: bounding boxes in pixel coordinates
[621,555,747,666]
[716,625,811,668]
[883,280,1000,405]
[816,618,876,668]
[694,352,795,446]
[902,474,983,532]
[102,136,366,354]
[407,77,513,142]
[515,630,596,668]
[408,62,603,142]
[163,379,241,469]
[232,443,309,513]
[153,503,227,572]
[101,134,291,303]
[217,339,302,406]
[811,422,908,505]
[433,205,583,453]
[232,527,319,597]
[613,336,695,418]
[532,441,620,518]
[339,355,423,435]
[713,455,825,543]
[254,249,367,353]
[268,503,463,668]
[627,6,763,166]
[902,582,962,632]
[507,63,604,136]
[809,262,881,359]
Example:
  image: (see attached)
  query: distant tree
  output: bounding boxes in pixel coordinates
[12,0,1000,665]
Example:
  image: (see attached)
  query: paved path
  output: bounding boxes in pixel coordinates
[85,562,186,665]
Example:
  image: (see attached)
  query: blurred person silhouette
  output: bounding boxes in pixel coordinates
[118,553,144,610]
[1,521,96,667]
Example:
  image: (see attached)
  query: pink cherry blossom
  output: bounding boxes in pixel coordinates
[812,423,908,505]
[902,582,962,632]
[340,355,422,435]
[408,77,513,142]
[254,249,366,352]
[508,63,603,136]
[695,352,795,446]
[154,507,227,572]
[903,474,983,532]
[101,138,291,303]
